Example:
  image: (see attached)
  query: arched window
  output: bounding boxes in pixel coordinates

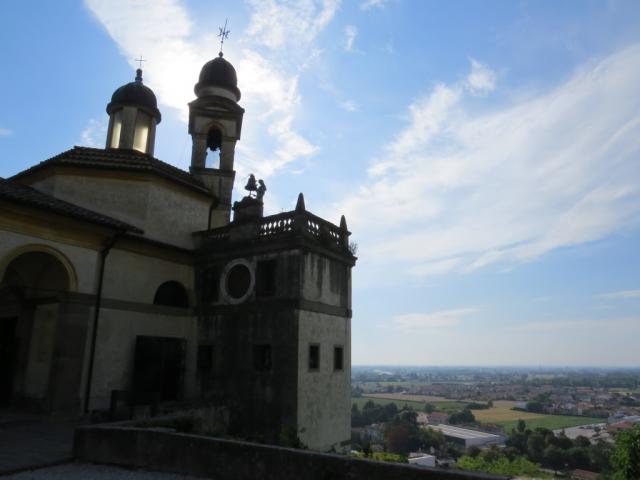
[2,251,72,296]
[153,281,189,308]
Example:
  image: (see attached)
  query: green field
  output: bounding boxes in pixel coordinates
[497,415,603,432]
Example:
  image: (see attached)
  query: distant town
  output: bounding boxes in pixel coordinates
[350,366,640,478]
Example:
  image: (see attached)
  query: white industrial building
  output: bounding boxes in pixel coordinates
[430,424,505,449]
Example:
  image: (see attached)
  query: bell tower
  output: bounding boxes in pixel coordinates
[189,52,244,227]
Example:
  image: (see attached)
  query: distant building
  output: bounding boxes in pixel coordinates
[426,412,450,425]
[409,453,436,468]
[431,424,505,450]
[572,469,600,480]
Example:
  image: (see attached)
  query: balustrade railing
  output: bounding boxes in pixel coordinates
[202,210,350,251]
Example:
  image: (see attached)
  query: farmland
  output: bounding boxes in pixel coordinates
[470,401,602,431]
[353,397,604,432]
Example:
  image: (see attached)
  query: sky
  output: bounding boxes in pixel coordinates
[1,0,640,367]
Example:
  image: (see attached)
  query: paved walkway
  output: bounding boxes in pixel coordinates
[0,413,76,475]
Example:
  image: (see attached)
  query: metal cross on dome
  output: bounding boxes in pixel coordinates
[135,56,146,69]
[218,18,230,53]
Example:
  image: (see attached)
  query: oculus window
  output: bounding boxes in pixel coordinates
[226,263,251,299]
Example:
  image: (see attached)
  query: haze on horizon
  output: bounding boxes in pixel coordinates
[1,0,639,367]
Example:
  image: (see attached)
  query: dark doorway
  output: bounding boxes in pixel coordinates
[0,317,19,406]
[133,336,185,401]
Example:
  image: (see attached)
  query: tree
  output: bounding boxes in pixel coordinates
[449,409,476,425]
[418,427,445,451]
[424,403,435,414]
[385,424,412,455]
[526,432,546,463]
[517,419,527,433]
[611,425,640,480]
[467,446,481,458]
[544,445,568,474]
[567,447,591,470]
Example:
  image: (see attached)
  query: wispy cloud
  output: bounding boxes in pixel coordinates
[392,307,478,332]
[246,0,340,50]
[84,0,332,178]
[360,0,387,11]
[0,127,13,137]
[339,100,358,112]
[344,25,358,52]
[465,58,496,95]
[80,118,107,148]
[598,289,640,300]
[333,46,640,277]
[509,316,640,333]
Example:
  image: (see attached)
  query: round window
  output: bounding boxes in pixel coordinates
[226,264,251,299]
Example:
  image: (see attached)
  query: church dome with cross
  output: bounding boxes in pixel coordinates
[195,52,241,101]
[107,68,161,121]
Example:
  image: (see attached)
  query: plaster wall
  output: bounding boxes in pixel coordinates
[100,248,193,304]
[145,182,211,248]
[296,310,351,452]
[29,173,212,249]
[0,229,99,295]
[29,174,150,233]
[89,307,197,410]
[301,253,350,309]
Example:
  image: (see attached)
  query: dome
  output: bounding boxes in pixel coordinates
[106,69,161,121]
[194,52,241,100]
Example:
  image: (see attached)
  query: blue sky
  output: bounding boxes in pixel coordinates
[1,0,639,367]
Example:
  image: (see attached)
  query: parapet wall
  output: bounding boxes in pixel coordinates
[74,421,509,480]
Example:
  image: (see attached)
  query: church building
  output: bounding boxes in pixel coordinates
[0,51,356,452]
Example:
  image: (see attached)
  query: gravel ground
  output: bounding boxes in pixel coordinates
[3,462,207,479]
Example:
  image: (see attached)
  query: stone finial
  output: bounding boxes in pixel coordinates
[340,215,348,231]
[295,193,306,213]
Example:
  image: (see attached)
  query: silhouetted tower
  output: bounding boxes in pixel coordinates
[194,190,356,452]
[189,52,244,226]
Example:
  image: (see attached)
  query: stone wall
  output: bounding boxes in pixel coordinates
[74,421,509,480]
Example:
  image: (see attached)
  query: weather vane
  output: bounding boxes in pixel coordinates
[135,55,146,69]
[218,18,230,54]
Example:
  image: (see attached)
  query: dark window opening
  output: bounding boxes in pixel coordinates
[253,344,272,372]
[153,281,189,308]
[309,344,320,371]
[197,345,213,373]
[334,346,344,371]
[202,268,219,303]
[256,259,277,297]
[207,127,222,152]
[226,264,251,299]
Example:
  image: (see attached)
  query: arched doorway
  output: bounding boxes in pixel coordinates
[0,249,73,409]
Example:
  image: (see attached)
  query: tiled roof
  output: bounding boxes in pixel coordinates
[11,146,211,195]
[0,177,142,233]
